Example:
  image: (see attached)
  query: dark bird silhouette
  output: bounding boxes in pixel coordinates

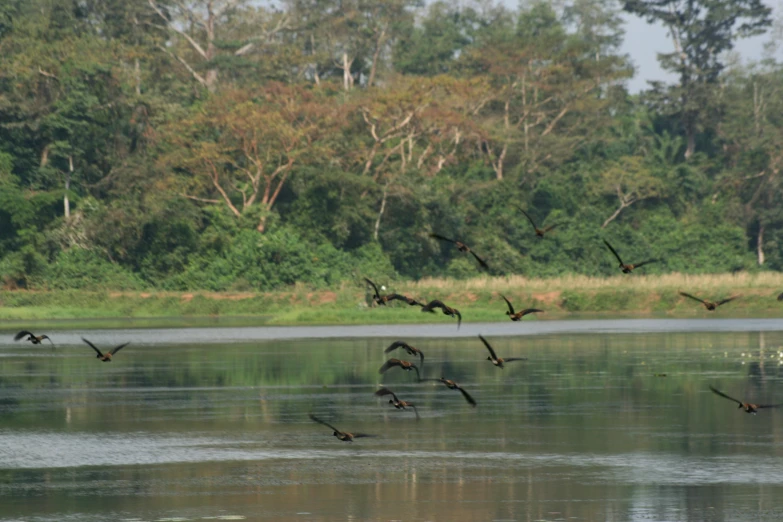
[778,292,783,301]
[421,377,476,407]
[429,233,489,269]
[603,240,657,274]
[709,386,780,414]
[517,207,558,238]
[82,338,129,362]
[379,358,421,381]
[478,334,527,368]
[14,330,53,345]
[363,278,423,306]
[421,299,462,329]
[500,295,543,321]
[384,340,424,367]
[679,292,738,311]
[308,414,375,441]
[375,388,420,420]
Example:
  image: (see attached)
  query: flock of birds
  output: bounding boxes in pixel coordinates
[11,212,783,440]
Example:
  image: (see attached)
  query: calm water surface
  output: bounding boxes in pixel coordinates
[1,320,783,521]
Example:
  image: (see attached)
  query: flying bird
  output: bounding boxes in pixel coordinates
[375,388,420,420]
[429,233,489,269]
[14,330,53,345]
[603,240,657,274]
[421,299,462,329]
[500,295,543,321]
[384,340,424,367]
[517,207,558,238]
[363,278,423,307]
[308,414,375,441]
[379,358,421,381]
[778,292,783,301]
[478,334,527,368]
[421,377,476,407]
[82,338,129,362]
[679,292,738,311]
[709,386,780,414]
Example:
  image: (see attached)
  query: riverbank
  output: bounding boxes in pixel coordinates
[1,272,781,325]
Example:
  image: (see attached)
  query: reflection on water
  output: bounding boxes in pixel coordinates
[1,324,783,520]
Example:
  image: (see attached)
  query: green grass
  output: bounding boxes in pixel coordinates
[1,271,782,327]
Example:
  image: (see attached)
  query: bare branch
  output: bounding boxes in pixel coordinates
[180,193,221,204]
[148,0,209,59]
[37,68,58,80]
[157,45,208,87]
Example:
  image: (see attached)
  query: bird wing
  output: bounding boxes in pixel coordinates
[778,292,783,302]
[517,207,538,231]
[308,414,342,433]
[455,309,462,329]
[411,364,421,382]
[501,295,516,315]
[709,386,743,406]
[378,358,402,374]
[632,259,657,269]
[81,338,104,357]
[14,330,35,341]
[409,404,420,420]
[39,335,54,345]
[430,233,457,245]
[457,386,477,407]
[679,292,706,305]
[520,308,544,316]
[478,334,498,360]
[363,277,380,298]
[110,342,130,355]
[386,293,416,305]
[716,296,739,307]
[384,340,407,354]
[468,250,489,269]
[502,357,528,363]
[417,350,424,367]
[374,388,398,401]
[421,299,445,312]
[541,224,558,234]
[756,403,781,409]
[603,240,624,265]
[351,433,376,438]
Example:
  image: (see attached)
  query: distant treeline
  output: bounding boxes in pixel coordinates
[0,0,780,291]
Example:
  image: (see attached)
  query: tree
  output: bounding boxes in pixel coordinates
[147,0,289,91]
[623,0,772,158]
[393,1,478,76]
[159,83,338,232]
[717,64,783,266]
[464,2,631,181]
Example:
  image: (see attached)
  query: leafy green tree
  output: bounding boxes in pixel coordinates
[623,0,772,158]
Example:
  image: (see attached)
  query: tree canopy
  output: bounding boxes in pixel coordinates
[0,0,781,291]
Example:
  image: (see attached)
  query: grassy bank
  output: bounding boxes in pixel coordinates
[1,272,782,326]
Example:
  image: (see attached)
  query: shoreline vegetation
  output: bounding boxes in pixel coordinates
[1,272,782,326]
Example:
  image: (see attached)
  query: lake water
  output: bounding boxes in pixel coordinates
[2,320,783,521]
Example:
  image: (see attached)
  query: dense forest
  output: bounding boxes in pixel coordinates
[0,0,781,292]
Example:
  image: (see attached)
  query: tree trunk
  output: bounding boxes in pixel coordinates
[205,7,218,92]
[757,224,765,265]
[134,57,142,96]
[373,185,388,241]
[684,127,695,159]
[342,52,354,91]
[64,156,72,219]
[367,27,386,88]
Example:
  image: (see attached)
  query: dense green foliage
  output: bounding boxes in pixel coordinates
[0,0,780,291]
